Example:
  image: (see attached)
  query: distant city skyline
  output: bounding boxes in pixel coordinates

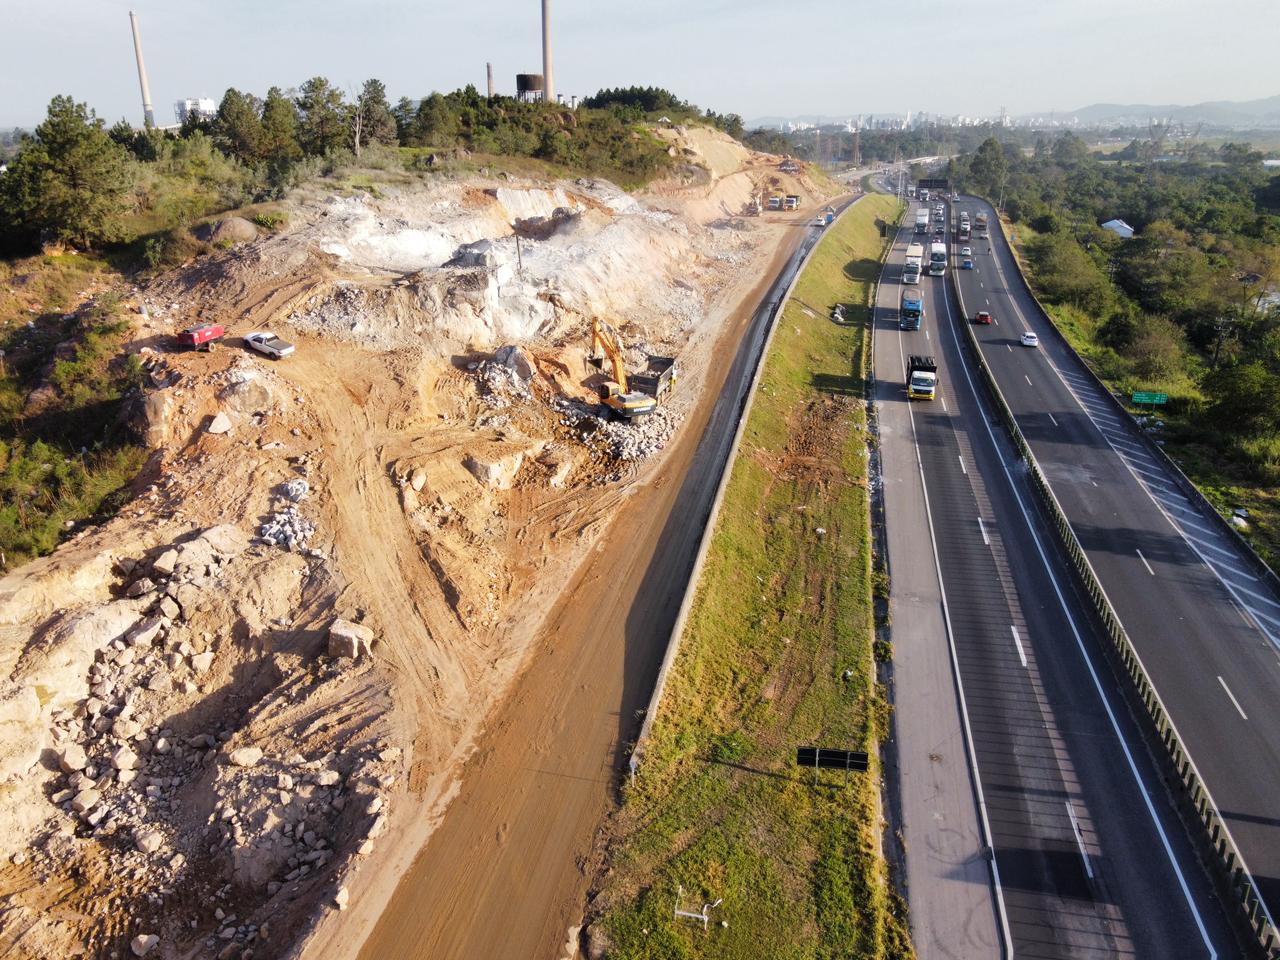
[3,0,1279,129]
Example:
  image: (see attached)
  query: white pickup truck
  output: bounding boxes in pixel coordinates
[243,331,295,359]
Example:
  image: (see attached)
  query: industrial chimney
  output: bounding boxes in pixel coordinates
[541,0,554,105]
[486,62,495,98]
[128,11,155,128]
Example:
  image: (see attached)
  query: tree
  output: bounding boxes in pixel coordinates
[1205,361,1280,435]
[1051,131,1091,166]
[214,88,265,162]
[412,93,457,146]
[352,79,397,157]
[295,77,348,155]
[260,87,302,164]
[968,137,1007,196]
[392,96,416,144]
[0,96,135,250]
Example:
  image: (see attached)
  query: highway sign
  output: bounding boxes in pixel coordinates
[1132,391,1168,405]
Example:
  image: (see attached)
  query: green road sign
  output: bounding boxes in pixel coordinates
[1132,391,1168,405]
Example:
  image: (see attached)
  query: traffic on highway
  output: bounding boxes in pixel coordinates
[874,189,1243,958]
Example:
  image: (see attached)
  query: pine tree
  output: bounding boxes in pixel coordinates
[295,77,348,156]
[214,88,265,162]
[260,87,302,164]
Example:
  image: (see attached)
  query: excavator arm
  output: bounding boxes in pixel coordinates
[590,317,630,393]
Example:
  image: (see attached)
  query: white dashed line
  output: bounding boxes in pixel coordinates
[1137,549,1155,576]
[1066,801,1095,879]
[1011,625,1027,667]
[978,516,990,545]
[1218,676,1248,720]
[1047,413,1059,427]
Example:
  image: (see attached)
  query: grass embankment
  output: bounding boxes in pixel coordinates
[590,193,910,959]
[1003,223,1280,566]
[0,255,147,567]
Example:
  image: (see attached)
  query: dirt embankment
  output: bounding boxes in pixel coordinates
[0,127,836,959]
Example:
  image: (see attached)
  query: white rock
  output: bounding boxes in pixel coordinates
[229,746,263,767]
[112,745,140,770]
[130,934,159,957]
[135,829,164,855]
[71,789,99,813]
[315,769,341,787]
[152,549,179,578]
[334,885,350,910]
[191,651,214,674]
[59,743,88,773]
[206,412,234,435]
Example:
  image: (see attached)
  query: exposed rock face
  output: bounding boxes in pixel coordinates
[493,344,534,382]
[143,392,172,448]
[328,619,374,660]
[464,446,530,490]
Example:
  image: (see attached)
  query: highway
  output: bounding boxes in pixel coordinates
[953,196,1280,933]
[874,201,1235,957]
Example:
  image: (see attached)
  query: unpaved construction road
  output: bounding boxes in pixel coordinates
[355,208,840,960]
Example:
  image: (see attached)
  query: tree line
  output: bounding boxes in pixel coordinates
[0,80,749,255]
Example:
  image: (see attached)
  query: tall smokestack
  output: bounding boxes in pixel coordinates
[486,62,494,98]
[541,0,554,105]
[128,11,155,128]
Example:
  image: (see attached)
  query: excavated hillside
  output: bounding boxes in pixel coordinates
[0,126,834,959]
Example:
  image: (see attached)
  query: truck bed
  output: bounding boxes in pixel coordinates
[631,356,677,397]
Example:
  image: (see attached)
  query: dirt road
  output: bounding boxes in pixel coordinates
[354,219,821,960]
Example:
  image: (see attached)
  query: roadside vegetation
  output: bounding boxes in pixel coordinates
[949,134,1280,565]
[589,193,910,960]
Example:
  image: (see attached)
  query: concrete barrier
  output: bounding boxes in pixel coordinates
[629,195,870,777]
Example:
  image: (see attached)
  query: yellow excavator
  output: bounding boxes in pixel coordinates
[587,317,663,419]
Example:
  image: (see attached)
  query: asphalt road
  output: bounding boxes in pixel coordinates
[952,197,1280,932]
[876,204,1235,958]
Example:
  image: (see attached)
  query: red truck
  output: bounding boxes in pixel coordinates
[177,323,225,351]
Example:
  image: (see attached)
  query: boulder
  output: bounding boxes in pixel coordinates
[197,524,251,559]
[229,746,263,767]
[195,216,258,245]
[70,789,99,814]
[151,549,179,578]
[126,578,155,598]
[158,596,180,620]
[142,392,172,448]
[409,468,428,493]
[206,412,234,435]
[463,450,526,490]
[191,651,214,674]
[130,934,160,957]
[126,616,165,648]
[218,377,273,416]
[493,344,534,382]
[135,829,164,855]
[59,743,88,773]
[112,745,140,771]
[334,885,350,911]
[328,618,374,660]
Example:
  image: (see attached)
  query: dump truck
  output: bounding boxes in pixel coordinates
[907,355,938,400]
[177,323,225,351]
[767,194,783,210]
[783,195,800,211]
[630,355,678,398]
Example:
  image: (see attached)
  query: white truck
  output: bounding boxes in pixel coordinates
[903,242,924,284]
[244,331,295,359]
[914,209,930,235]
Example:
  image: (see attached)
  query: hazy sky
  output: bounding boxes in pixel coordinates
[4,0,1279,128]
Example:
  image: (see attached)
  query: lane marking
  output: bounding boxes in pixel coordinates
[1047,412,1059,427]
[1137,549,1155,576]
[925,330,931,341]
[958,454,967,474]
[1011,625,1027,667]
[978,515,990,545]
[941,397,948,412]
[1006,344,1012,352]
[1066,802,1096,880]
[1024,374,1033,387]
[942,237,1219,956]
[1218,676,1248,721]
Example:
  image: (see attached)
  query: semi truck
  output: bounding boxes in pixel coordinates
[914,209,929,234]
[907,355,938,400]
[904,242,924,284]
[900,291,924,330]
[929,242,947,276]
[975,212,989,238]
[957,219,971,243]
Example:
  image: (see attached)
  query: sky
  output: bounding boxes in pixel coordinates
[3,0,1280,129]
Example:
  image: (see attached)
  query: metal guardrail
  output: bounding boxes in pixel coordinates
[629,195,866,777]
[947,236,1280,959]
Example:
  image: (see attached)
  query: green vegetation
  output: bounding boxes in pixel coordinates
[591,194,910,960]
[949,133,1280,563]
[0,267,146,566]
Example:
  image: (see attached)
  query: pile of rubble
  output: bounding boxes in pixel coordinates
[258,507,316,551]
[554,399,682,463]
[470,345,534,409]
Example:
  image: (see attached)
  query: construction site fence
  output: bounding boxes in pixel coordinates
[950,202,1279,959]
[630,193,867,777]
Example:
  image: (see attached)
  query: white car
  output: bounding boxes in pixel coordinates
[1020,331,1040,348]
[244,331,295,359]
[961,246,972,256]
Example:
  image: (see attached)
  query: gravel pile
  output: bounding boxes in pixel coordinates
[555,399,681,462]
[258,508,316,551]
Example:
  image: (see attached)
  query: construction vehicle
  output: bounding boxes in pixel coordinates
[767,194,784,211]
[177,323,225,351]
[783,195,800,211]
[587,317,661,419]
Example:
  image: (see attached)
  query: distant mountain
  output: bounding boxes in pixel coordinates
[1027,95,1280,128]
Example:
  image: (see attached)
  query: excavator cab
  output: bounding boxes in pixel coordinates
[587,318,659,420]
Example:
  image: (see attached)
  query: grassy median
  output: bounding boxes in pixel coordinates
[588,193,910,960]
